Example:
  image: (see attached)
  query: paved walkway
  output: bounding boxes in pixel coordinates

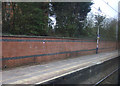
[1,51,118,84]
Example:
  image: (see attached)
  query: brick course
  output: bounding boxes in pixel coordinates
[1,36,117,68]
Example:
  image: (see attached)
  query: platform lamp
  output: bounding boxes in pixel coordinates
[96,25,100,54]
[96,7,103,54]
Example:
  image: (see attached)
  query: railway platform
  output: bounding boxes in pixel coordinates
[1,51,118,84]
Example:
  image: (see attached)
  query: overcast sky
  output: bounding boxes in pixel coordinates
[90,0,118,19]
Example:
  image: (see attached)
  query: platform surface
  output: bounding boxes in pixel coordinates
[1,51,118,84]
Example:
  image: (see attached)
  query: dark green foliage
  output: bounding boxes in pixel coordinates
[50,2,93,37]
[2,2,93,37]
[2,2,93,38]
[2,2,117,41]
[2,2,11,34]
[101,19,117,41]
[17,3,49,36]
[2,2,49,36]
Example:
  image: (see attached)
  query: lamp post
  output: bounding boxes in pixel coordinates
[96,25,100,54]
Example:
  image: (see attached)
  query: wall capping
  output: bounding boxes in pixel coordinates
[1,35,96,41]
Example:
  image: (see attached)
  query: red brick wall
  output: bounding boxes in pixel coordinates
[1,36,117,68]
